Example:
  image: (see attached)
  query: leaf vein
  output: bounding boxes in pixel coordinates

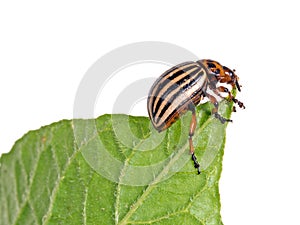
[42,121,81,223]
[127,209,187,224]
[12,137,44,225]
[118,115,215,224]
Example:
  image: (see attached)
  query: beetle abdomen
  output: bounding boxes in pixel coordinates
[147,61,208,131]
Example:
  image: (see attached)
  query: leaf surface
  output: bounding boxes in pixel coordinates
[0,100,233,225]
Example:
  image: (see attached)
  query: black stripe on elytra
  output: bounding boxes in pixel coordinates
[163,86,205,125]
[154,68,204,114]
[152,62,198,98]
[155,70,205,123]
[153,71,196,120]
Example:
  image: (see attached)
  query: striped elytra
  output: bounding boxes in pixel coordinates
[147,59,245,174]
[147,61,208,132]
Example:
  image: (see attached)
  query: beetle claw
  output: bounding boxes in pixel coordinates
[191,153,201,175]
[214,113,232,124]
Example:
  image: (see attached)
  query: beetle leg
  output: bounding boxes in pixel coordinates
[206,93,232,124]
[188,104,201,174]
[216,86,233,99]
[217,86,245,109]
[232,98,245,109]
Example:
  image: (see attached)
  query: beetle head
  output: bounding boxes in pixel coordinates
[223,66,241,91]
[200,59,241,92]
[223,66,241,92]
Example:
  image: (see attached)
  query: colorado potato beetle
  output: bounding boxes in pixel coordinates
[147,59,245,174]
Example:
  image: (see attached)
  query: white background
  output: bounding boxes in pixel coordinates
[1,1,299,224]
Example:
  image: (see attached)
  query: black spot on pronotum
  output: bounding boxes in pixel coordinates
[207,62,216,68]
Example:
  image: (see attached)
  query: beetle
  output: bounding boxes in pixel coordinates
[147,59,245,174]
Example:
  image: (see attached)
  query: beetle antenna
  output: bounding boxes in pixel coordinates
[236,80,241,92]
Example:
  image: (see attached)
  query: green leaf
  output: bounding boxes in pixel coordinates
[0,100,233,225]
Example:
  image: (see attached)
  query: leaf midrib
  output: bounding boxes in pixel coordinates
[114,122,153,224]
[118,117,214,225]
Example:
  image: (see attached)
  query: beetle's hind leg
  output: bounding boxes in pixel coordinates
[188,104,201,174]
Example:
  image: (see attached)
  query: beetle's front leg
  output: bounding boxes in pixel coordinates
[206,93,232,124]
[217,86,245,109]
